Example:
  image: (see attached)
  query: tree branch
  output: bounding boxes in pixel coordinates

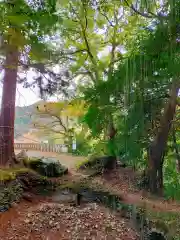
[73,70,96,81]
[99,9,115,27]
[36,106,68,132]
[37,126,66,135]
[78,1,99,82]
[107,7,119,77]
[124,0,167,19]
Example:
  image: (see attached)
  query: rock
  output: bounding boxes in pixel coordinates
[148,230,166,240]
[22,192,33,202]
[11,202,18,208]
[27,157,68,177]
[15,150,28,165]
[80,156,117,171]
[118,161,127,168]
[24,219,31,224]
[49,220,53,226]
[0,205,9,212]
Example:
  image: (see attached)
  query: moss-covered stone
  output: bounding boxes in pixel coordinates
[15,150,28,165]
[77,155,116,171]
[0,168,59,212]
[16,171,58,195]
[25,157,68,177]
[146,210,180,239]
[0,167,32,182]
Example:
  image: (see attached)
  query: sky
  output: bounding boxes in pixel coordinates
[15,84,41,106]
[0,70,62,107]
[0,79,42,107]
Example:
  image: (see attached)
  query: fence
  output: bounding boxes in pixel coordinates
[14,143,68,153]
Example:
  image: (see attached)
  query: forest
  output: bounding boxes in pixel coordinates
[0,0,180,239]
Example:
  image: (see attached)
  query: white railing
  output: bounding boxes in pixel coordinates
[14,143,68,153]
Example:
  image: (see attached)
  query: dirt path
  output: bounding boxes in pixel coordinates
[90,169,180,214]
[0,197,138,240]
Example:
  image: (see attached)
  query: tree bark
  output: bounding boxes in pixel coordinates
[107,116,117,168]
[0,45,19,167]
[146,80,180,194]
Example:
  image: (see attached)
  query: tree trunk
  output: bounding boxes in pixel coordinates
[0,45,19,167]
[146,80,180,194]
[107,116,117,168]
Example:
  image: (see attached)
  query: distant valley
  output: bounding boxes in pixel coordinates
[14,101,41,138]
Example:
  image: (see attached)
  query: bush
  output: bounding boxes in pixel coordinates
[0,180,23,212]
[163,156,180,200]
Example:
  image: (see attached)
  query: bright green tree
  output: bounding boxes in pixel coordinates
[83,0,180,193]
[54,0,146,157]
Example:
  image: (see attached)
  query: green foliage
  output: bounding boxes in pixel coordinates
[55,0,145,86]
[0,180,23,211]
[83,104,106,137]
[75,138,109,169]
[164,155,180,200]
[146,209,180,240]
[0,0,58,47]
[72,131,92,156]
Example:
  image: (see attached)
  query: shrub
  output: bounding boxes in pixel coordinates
[163,157,180,200]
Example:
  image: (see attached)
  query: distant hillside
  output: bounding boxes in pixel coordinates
[14,101,43,138]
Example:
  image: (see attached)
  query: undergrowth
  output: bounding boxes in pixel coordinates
[146,210,180,240]
[0,167,33,182]
[163,157,180,201]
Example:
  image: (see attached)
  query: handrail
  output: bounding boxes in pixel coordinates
[14,143,68,153]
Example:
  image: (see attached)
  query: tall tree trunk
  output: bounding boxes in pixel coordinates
[147,80,180,194]
[0,45,19,167]
[172,125,180,172]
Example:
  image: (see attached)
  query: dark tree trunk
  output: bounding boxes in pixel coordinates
[146,80,180,194]
[172,125,180,172]
[0,45,19,167]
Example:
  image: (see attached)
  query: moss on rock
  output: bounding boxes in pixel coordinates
[0,167,32,182]
[0,168,59,212]
[76,155,116,171]
[25,157,68,177]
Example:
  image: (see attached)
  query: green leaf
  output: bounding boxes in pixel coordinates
[7,15,30,26]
